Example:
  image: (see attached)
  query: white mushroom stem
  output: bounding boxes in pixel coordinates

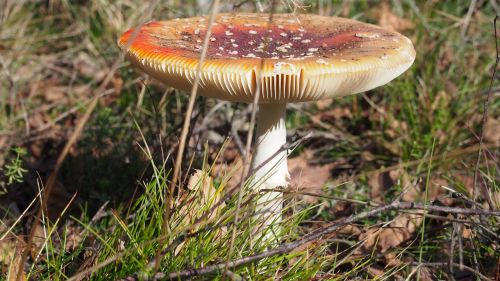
[251,103,288,239]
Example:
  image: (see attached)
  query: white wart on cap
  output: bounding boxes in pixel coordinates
[119,13,415,103]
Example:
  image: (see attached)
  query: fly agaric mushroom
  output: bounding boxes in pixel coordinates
[118,13,415,237]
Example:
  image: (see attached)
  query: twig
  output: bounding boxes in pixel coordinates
[411,262,491,281]
[225,2,278,276]
[152,133,311,261]
[460,0,477,39]
[166,200,500,279]
[16,3,161,279]
[155,0,220,272]
[473,15,499,202]
[261,188,373,206]
[66,197,500,280]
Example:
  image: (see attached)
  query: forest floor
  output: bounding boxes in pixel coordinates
[0,0,499,280]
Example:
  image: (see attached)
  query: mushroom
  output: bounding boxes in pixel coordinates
[118,13,415,239]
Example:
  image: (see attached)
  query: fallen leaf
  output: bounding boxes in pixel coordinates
[389,169,418,202]
[186,169,225,222]
[438,44,454,71]
[319,107,352,123]
[5,237,26,281]
[175,170,226,255]
[428,178,447,201]
[211,156,244,190]
[337,224,362,236]
[64,222,84,252]
[461,226,472,239]
[360,211,424,253]
[288,149,334,203]
[315,99,332,110]
[378,138,403,156]
[367,266,385,278]
[30,223,45,260]
[360,151,375,162]
[452,173,474,196]
[484,118,500,143]
[368,170,393,203]
[377,2,415,33]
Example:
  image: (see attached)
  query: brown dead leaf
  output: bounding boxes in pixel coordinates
[484,118,500,143]
[3,237,27,281]
[384,251,403,267]
[43,86,67,102]
[377,2,415,33]
[64,223,84,252]
[367,266,385,278]
[31,223,45,260]
[378,138,403,156]
[389,169,419,202]
[428,178,447,201]
[438,45,454,71]
[412,265,434,281]
[319,107,352,123]
[175,170,226,255]
[211,156,244,190]
[461,226,472,239]
[360,151,375,162]
[288,150,334,203]
[368,170,394,203]
[361,211,424,253]
[386,118,408,139]
[452,173,474,196]
[315,99,332,110]
[185,169,225,222]
[28,112,50,131]
[337,224,362,236]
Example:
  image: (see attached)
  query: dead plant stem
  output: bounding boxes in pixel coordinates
[473,15,499,202]
[224,2,277,278]
[166,200,500,279]
[155,0,220,272]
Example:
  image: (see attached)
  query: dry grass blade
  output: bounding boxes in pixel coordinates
[155,0,221,271]
[225,1,279,276]
[15,7,154,279]
[16,96,99,281]
[350,142,500,183]
[166,201,500,279]
[473,15,499,202]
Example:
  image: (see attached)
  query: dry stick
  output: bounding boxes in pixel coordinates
[16,99,100,281]
[166,201,500,279]
[152,133,310,264]
[411,262,490,281]
[67,200,499,281]
[460,0,477,39]
[473,15,499,202]
[67,206,262,281]
[15,15,151,279]
[152,133,311,265]
[224,2,278,277]
[154,0,220,272]
[154,135,493,269]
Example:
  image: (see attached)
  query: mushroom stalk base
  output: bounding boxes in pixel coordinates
[251,103,288,241]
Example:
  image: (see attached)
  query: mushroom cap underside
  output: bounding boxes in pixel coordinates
[119,13,415,103]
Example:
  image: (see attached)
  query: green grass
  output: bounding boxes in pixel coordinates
[0,0,499,280]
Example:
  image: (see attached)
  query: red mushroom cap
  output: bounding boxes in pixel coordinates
[119,13,415,103]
